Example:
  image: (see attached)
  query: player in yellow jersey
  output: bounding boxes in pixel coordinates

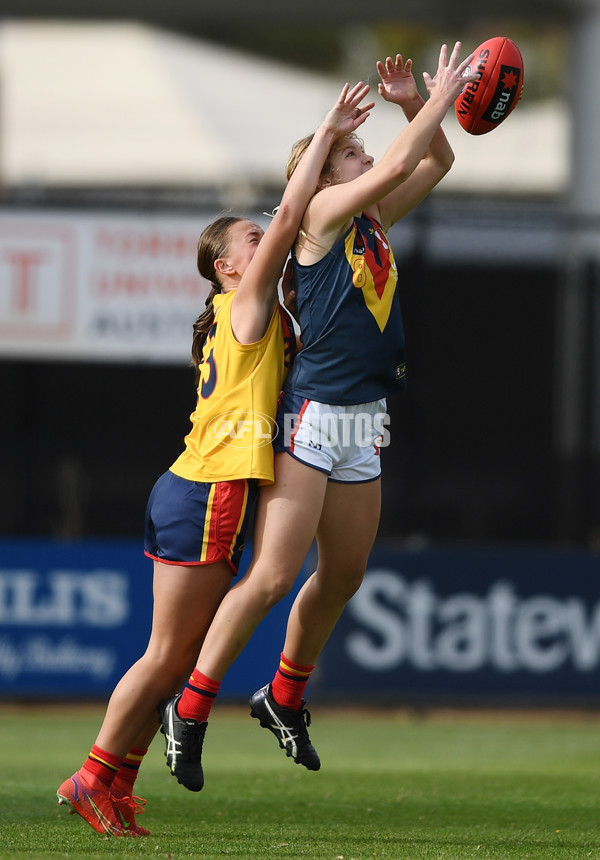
[56,80,374,836]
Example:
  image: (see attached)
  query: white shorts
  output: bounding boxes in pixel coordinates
[273,393,389,483]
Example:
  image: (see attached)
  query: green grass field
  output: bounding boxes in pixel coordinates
[0,702,599,860]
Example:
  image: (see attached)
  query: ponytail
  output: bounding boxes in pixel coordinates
[191,287,220,384]
[191,215,242,384]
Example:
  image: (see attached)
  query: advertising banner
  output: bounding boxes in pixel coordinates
[321,543,600,700]
[0,211,242,363]
[0,537,303,698]
[2,538,599,701]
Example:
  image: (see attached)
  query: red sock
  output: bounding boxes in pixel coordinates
[177,669,221,722]
[81,744,122,788]
[111,746,148,797]
[270,652,314,711]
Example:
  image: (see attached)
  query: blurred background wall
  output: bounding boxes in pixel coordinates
[0,5,584,546]
[2,3,600,702]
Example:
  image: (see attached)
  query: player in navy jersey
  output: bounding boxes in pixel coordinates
[159,43,477,787]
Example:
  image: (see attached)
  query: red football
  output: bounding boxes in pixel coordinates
[455,36,524,135]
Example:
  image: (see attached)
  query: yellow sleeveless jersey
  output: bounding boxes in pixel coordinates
[170,291,295,484]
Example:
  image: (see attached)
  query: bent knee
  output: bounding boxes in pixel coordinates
[316,566,366,602]
[341,573,365,601]
[260,573,295,609]
[142,642,201,684]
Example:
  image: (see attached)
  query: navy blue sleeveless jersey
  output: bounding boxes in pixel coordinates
[284,213,407,405]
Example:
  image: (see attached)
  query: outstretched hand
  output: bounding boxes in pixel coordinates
[422,41,477,104]
[376,54,420,107]
[322,81,375,139]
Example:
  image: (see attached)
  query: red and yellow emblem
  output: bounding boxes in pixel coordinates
[345,224,397,332]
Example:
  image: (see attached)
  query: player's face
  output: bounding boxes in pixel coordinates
[224,220,265,276]
[327,138,374,185]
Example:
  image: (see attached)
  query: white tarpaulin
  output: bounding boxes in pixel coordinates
[0,20,568,194]
[0,21,569,365]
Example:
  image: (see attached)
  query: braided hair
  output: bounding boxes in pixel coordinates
[191,215,242,384]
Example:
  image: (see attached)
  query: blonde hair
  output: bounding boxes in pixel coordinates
[286,132,363,255]
[286,132,362,184]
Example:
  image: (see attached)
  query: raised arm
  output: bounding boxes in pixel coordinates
[375,49,463,229]
[303,42,476,242]
[230,81,375,345]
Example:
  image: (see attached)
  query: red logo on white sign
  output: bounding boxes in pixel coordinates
[0,225,76,337]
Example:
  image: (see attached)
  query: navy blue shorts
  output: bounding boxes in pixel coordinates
[144,470,258,574]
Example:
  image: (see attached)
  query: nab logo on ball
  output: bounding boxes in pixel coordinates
[455,36,524,135]
[480,64,522,124]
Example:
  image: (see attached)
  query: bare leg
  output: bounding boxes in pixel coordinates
[195,453,329,681]
[242,476,380,773]
[95,558,232,757]
[282,478,381,665]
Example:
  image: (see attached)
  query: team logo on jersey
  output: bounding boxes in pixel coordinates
[345,221,397,332]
